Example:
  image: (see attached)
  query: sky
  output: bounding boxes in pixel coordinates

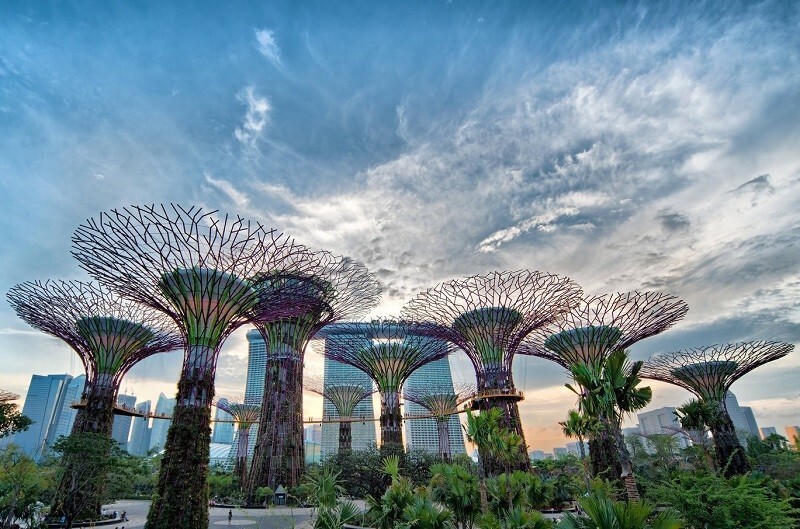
[1,1,798,452]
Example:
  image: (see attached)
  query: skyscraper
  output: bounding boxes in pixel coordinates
[403,357,466,456]
[759,426,778,439]
[785,426,800,449]
[149,393,175,452]
[212,398,235,444]
[725,391,753,444]
[740,406,759,439]
[45,374,85,446]
[320,334,377,458]
[245,329,267,406]
[12,374,73,457]
[636,407,688,451]
[111,394,137,451]
[128,400,152,457]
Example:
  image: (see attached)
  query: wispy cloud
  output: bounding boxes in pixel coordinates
[254,28,282,68]
[234,86,271,151]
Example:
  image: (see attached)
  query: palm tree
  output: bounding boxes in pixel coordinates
[567,350,652,500]
[559,409,598,493]
[559,496,683,529]
[674,399,715,469]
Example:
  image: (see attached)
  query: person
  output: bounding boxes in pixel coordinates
[228,510,233,524]
[121,511,127,521]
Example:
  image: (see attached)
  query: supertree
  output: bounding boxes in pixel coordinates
[401,270,582,470]
[518,292,688,487]
[6,280,182,524]
[6,280,182,436]
[321,319,452,454]
[246,254,380,497]
[306,375,374,454]
[404,384,474,460]
[70,204,318,529]
[214,397,260,487]
[642,341,793,477]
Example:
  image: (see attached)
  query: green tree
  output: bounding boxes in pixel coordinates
[0,444,54,528]
[0,391,32,440]
[50,433,126,528]
[559,410,598,493]
[567,350,652,498]
[429,462,481,529]
[477,507,553,529]
[560,496,682,529]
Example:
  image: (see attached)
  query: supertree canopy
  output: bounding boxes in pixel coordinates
[321,319,451,453]
[401,270,582,468]
[643,341,793,477]
[214,397,260,487]
[518,292,688,484]
[404,384,474,460]
[306,375,374,453]
[520,292,689,368]
[6,280,182,436]
[246,253,380,496]
[70,204,318,529]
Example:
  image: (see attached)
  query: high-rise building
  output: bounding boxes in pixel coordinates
[111,394,136,451]
[304,424,322,444]
[529,450,545,461]
[785,426,800,449]
[740,406,759,439]
[759,426,778,439]
[636,407,688,451]
[554,447,569,458]
[245,330,267,406]
[128,400,152,457]
[149,393,175,452]
[212,398,235,444]
[565,441,589,457]
[403,357,466,456]
[724,391,752,443]
[12,374,73,457]
[45,375,86,446]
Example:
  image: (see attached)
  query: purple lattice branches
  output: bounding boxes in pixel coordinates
[520,291,688,368]
[71,204,319,358]
[401,270,582,379]
[6,280,183,390]
[321,319,452,393]
[214,396,261,428]
[253,252,380,327]
[306,375,374,418]
[404,383,475,418]
[642,341,793,402]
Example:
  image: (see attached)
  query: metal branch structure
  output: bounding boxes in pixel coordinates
[401,270,582,470]
[520,292,689,368]
[246,254,380,497]
[307,375,374,453]
[70,204,318,529]
[215,397,260,487]
[321,319,451,454]
[642,341,793,477]
[518,291,688,485]
[6,280,182,436]
[404,384,474,460]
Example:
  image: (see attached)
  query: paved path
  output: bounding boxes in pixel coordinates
[103,500,314,529]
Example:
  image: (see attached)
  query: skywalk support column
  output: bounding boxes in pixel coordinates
[71,204,316,529]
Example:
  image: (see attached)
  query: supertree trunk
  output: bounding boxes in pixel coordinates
[710,403,749,477]
[147,348,215,529]
[379,390,404,454]
[248,355,304,498]
[338,421,353,453]
[72,374,118,437]
[436,419,451,461]
[588,431,622,482]
[236,427,251,487]
[474,369,530,473]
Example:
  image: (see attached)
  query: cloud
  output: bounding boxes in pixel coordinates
[234,86,271,150]
[254,28,282,68]
[656,210,691,232]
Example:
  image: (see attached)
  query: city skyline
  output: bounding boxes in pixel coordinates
[1,2,798,451]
